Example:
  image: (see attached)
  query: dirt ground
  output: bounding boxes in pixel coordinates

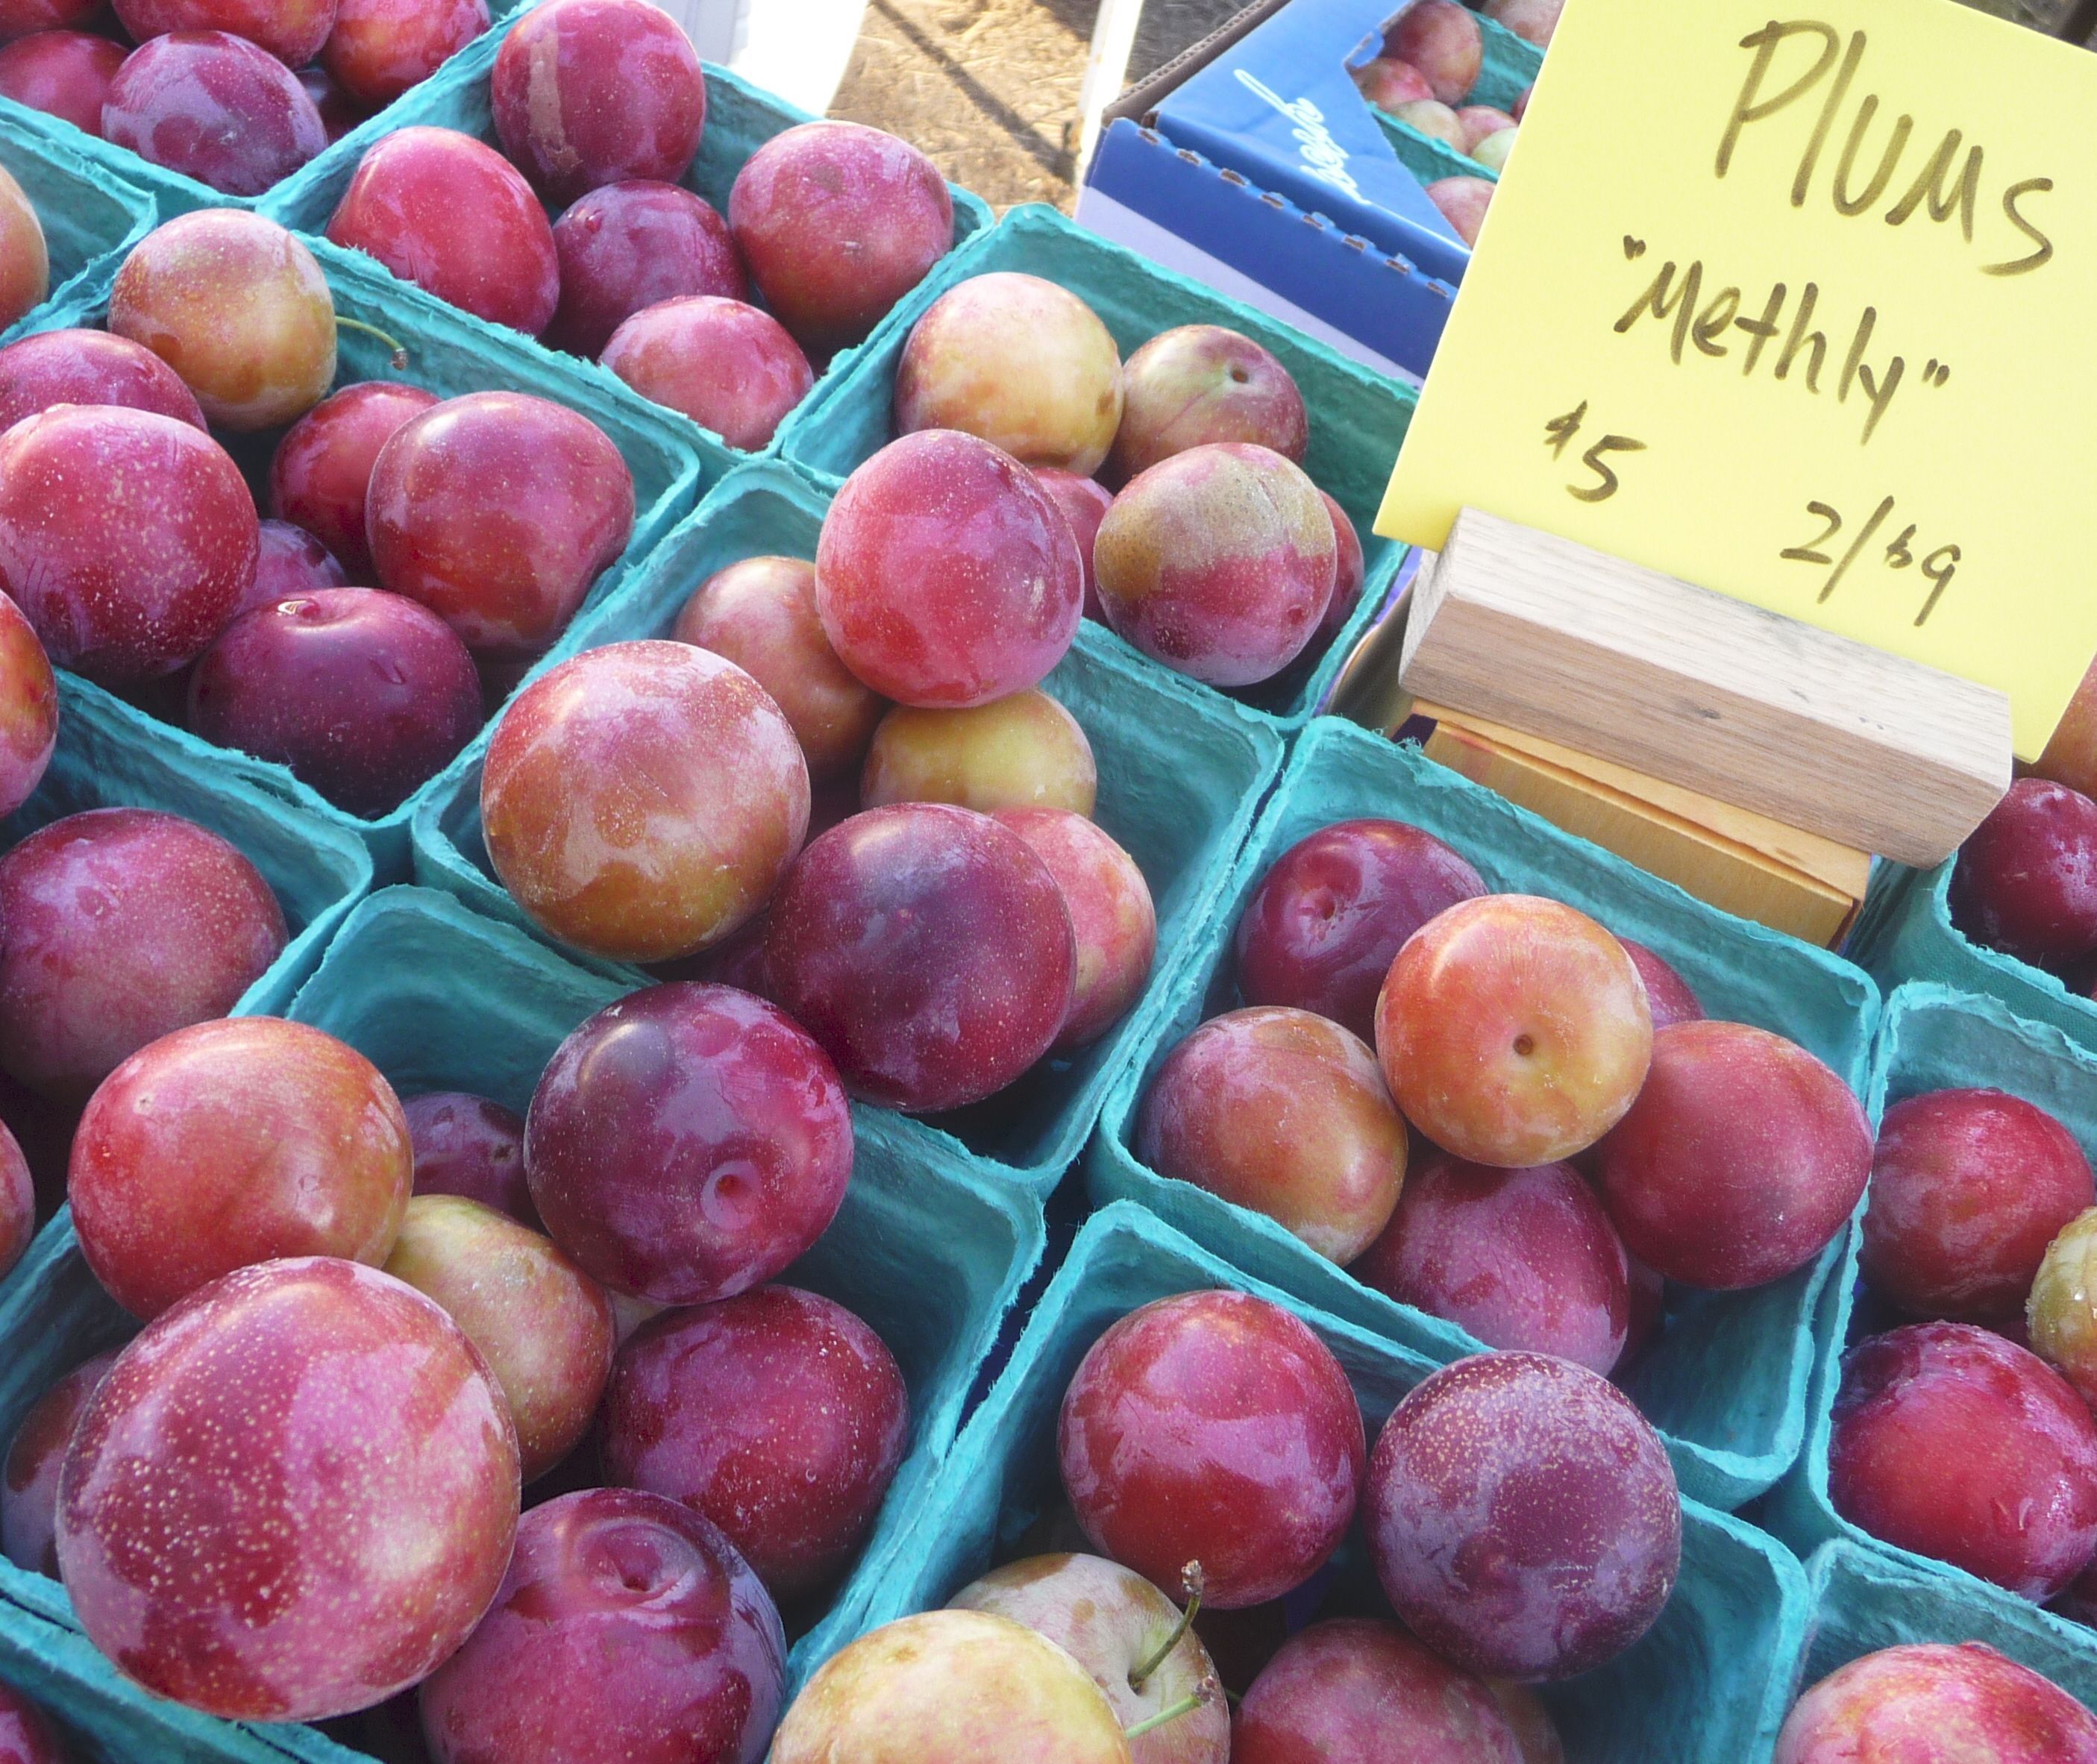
[830,0,1242,210]
[830,0,2090,215]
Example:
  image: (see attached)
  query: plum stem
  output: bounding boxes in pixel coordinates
[1127,1562,1203,1692]
[336,316,409,370]
[1123,1684,1212,1740]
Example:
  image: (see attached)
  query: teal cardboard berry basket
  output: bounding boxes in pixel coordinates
[773,203,1417,734]
[410,459,1287,1198]
[1852,856,2097,1064]
[262,15,993,466]
[0,883,1046,1762]
[0,0,535,223]
[830,1200,1812,1758]
[10,231,707,881]
[1764,980,2097,1683]
[1355,3,1539,193]
[1779,1540,2097,1727]
[0,108,154,348]
[1088,717,1883,1513]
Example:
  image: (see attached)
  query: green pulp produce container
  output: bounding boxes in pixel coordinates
[1090,718,1882,1511]
[0,885,1046,1760]
[1764,980,2097,1690]
[838,1200,1812,1760]
[10,231,709,879]
[774,203,1416,732]
[265,15,993,465]
[412,460,1286,1195]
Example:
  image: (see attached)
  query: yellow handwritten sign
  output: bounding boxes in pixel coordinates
[1376,0,2097,758]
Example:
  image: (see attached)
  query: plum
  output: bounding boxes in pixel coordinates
[728,120,951,356]
[251,520,351,605]
[1593,1020,1872,1289]
[481,641,808,962]
[2032,1208,2097,1412]
[1376,894,1652,1168]
[601,296,812,451]
[405,1090,531,1222]
[1367,1351,1680,1679]
[1034,468,1113,621]
[103,31,327,194]
[862,690,1097,816]
[367,390,636,657]
[525,983,850,1306]
[0,327,206,433]
[109,210,334,430]
[189,586,483,817]
[383,1193,613,1481]
[419,1487,784,1764]
[1950,777,2097,971]
[0,0,95,38]
[1234,1619,1532,1764]
[1316,492,1365,640]
[0,29,125,133]
[2035,656,2097,800]
[1137,1006,1405,1264]
[604,1286,909,1602]
[327,128,559,336]
[1094,443,1335,687]
[771,1609,1125,1764]
[0,1120,25,1281]
[1777,1642,2097,1763]
[672,555,883,779]
[1426,176,1494,245]
[1830,1322,2097,1601]
[1393,98,1465,148]
[1618,937,1703,1029]
[950,1554,1229,1764]
[549,180,746,358]
[490,0,706,205]
[894,272,1123,477]
[69,1015,412,1319]
[0,1685,63,1764]
[1385,0,1480,103]
[268,380,436,577]
[1483,0,1561,48]
[0,809,286,1103]
[1235,817,1485,1043]
[295,59,365,139]
[58,1256,519,1721]
[1864,1089,2093,1322]
[994,808,1155,1049]
[1354,57,1433,110]
[1059,1289,1365,1609]
[1106,327,1307,485]
[1352,1152,1631,1374]
[816,430,1083,708]
[113,0,336,64]
[0,165,40,332]
[0,593,54,819]
[3,1352,116,1574]
[765,803,1076,1111]
[322,0,487,106]
[0,406,254,685]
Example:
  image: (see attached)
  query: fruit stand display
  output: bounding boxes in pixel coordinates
[1089,718,1880,1512]
[3,0,2097,1758]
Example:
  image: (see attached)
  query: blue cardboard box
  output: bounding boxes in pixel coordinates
[1078,0,1534,380]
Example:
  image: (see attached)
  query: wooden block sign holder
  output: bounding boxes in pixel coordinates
[1381,508,2015,947]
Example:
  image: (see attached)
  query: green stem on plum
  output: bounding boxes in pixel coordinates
[335,316,409,370]
[1123,1691,1209,1741]
[1127,1562,1203,1692]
